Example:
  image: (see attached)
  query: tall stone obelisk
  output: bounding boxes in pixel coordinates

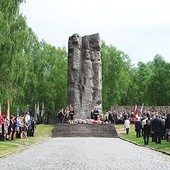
[68,33,102,118]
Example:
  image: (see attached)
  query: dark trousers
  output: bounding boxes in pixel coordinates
[154,132,161,144]
[58,117,63,124]
[16,130,20,138]
[0,125,5,141]
[144,134,149,145]
[166,129,170,141]
[142,128,144,136]
[136,129,141,138]
[94,115,98,120]
[126,128,129,135]
[11,131,15,140]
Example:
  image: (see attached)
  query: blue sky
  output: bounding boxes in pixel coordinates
[20,0,170,66]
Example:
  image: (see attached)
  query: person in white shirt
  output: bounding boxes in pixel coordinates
[124,118,130,135]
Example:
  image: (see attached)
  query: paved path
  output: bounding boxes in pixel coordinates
[0,138,170,170]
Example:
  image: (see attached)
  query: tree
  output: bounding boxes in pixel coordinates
[147,55,170,105]
[101,42,132,110]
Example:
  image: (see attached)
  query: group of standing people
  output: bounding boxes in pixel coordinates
[133,113,170,145]
[58,106,102,124]
[0,112,35,141]
[57,105,75,124]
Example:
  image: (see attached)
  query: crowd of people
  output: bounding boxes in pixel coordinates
[0,112,35,141]
[132,112,170,145]
[122,108,170,145]
[124,113,170,144]
[57,107,75,124]
[57,105,170,145]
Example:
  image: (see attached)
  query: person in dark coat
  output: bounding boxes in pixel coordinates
[90,110,94,119]
[8,116,15,141]
[0,116,4,141]
[11,117,16,140]
[108,110,113,124]
[165,114,170,141]
[58,108,64,124]
[69,107,75,124]
[135,118,142,138]
[143,120,151,145]
[93,108,99,121]
[151,115,163,144]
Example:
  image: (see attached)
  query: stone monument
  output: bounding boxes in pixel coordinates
[68,33,102,118]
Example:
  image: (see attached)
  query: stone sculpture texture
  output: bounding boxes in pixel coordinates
[68,33,102,118]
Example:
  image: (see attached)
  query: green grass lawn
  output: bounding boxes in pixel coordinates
[0,124,54,157]
[115,124,170,155]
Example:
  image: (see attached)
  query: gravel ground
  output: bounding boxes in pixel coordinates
[0,138,170,170]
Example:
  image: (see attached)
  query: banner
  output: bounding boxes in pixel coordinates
[134,104,138,118]
[34,103,37,121]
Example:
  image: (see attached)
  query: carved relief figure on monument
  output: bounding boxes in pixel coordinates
[72,33,80,44]
[82,36,90,50]
[68,34,82,115]
[89,33,101,51]
[68,33,82,51]
[83,49,93,81]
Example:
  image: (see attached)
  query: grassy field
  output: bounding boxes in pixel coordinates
[115,124,170,155]
[0,124,54,157]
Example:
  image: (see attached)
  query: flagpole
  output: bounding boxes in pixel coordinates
[134,104,138,118]
[7,99,10,120]
[140,103,144,116]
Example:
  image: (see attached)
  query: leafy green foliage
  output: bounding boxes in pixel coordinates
[101,42,133,110]
[0,1,170,116]
[0,1,67,115]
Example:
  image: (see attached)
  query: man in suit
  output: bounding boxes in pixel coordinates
[165,114,170,141]
[151,114,163,144]
[143,120,151,145]
[135,118,142,138]
[93,108,99,121]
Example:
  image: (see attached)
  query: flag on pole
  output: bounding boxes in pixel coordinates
[140,103,144,115]
[7,99,10,120]
[0,103,1,116]
[134,104,138,118]
[0,103,2,126]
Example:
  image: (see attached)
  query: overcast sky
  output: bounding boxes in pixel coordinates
[20,0,170,66]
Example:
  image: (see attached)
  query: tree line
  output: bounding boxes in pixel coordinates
[0,0,170,116]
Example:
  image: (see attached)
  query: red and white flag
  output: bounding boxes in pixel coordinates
[140,103,144,114]
[0,103,2,125]
[134,104,138,118]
